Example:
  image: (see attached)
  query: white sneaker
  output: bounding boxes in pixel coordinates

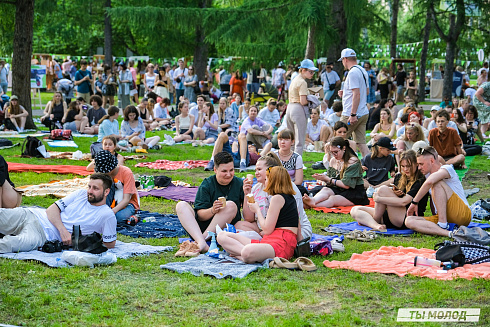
[331,238,345,252]
[366,186,375,198]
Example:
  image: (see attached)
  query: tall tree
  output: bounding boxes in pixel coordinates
[104,0,113,68]
[429,0,466,99]
[389,0,400,59]
[418,9,431,102]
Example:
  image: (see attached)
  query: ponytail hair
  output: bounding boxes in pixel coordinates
[257,151,281,168]
[330,136,358,178]
[98,106,119,124]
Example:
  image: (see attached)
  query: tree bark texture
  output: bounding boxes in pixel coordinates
[12,0,35,129]
[327,0,347,77]
[193,0,212,81]
[418,10,431,102]
[305,24,316,60]
[104,0,113,68]
[390,0,399,59]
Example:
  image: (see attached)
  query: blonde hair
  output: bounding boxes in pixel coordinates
[397,150,424,193]
[263,166,295,196]
[257,152,281,168]
[402,123,426,143]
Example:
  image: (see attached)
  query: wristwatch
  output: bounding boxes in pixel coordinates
[411,200,419,205]
[350,113,357,117]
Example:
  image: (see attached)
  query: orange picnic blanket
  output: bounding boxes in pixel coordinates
[323,246,490,280]
[313,198,375,214]
[7,162,91,176]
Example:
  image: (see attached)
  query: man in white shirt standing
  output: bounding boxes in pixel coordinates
[337,48,370,157]
[406,146,471,237]
[173,59,188,106]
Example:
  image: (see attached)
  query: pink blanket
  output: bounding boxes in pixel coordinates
[323,246,490,280]
[135,160,209,171]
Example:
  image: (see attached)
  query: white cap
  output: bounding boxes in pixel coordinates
[338,48,357,61]
[431,105,440,111]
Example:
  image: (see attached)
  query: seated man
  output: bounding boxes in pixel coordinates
[94,150,139,225]
[241,105,273,150]
[428,109,465,167]
[176,152,244,253]
[405,146,471,237]
[204,132,250,172]
[0,173,116,253]
[258,99,281,129]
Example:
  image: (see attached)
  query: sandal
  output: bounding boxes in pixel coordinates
[346,230,363,240]
[357,230,377,242]
[269,257,298,269]
[294,257,317,272]
[184,242,201,257]
[174,240,191,257]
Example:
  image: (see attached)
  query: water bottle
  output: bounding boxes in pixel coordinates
[143,217,156,223]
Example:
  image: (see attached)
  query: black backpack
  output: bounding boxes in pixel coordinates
[435,241,490,266]
[72,225,108,254]
[21,136,44,158]
[0,138,13,147]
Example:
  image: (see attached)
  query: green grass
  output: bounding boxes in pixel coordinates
[1,113,490,326]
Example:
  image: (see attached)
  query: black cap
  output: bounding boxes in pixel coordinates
[374,137,396,151]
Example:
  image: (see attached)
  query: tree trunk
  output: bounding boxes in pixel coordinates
[12,0,35,129]
[104,0,113,68]
[305,24,316,60]
[327,0,347,77]
[442,15,456,99]
[193,0,211,81]
[389,0,399,59]
[418,10,431,103]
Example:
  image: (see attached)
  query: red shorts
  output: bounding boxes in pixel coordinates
[251,229,297,259]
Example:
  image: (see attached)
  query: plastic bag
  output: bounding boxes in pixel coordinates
[72,150,83,160]
[61,251,117,268]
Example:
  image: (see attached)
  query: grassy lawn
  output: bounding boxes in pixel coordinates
[1,111,490,326]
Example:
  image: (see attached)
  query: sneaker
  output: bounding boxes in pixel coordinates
[312,161,325,170]
[204,161,214,171]
[150,144,161,150]
[366,186,375,198]
[331,238,345,252]
[239,162,247,173]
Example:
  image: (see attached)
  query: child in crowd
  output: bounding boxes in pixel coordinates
[87,135,124,171]
[327,101,342,127]
[174,101,195,143]
[305,107,332,151]
[362,137,396,189]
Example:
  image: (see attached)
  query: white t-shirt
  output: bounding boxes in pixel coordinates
[258,107,280,127]
[250,182,312,240]
[154,104,169,119]
[29,189,117,243]
[341,65,369,117]
[465,88,476,104]
[189,106,200,127]
[307,119,329,141]
[327,113,341,127]
[429,165,470,214]
[321,70,340,88]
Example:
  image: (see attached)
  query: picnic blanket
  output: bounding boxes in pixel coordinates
[0,240,173,268]
[160,254,269,279]
[46,140,78,148]
[135,160,209,171]
[323,221,490,236]
[16,177,90,197]
[323,246,490,280]
[7,162,92,176]
[138,186,199,203]
[117,212,187,238]
[313,198,375,214]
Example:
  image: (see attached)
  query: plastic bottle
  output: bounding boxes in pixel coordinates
[413,256,441,267]
[143,217,156,223]
[224,223,236,233]
[205,231,220,258]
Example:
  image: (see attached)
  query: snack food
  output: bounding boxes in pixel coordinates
[246,174,254,182]
[218,196,226,207]
[246,193,255,203]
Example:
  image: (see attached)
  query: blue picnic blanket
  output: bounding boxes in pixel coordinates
[160,254,269,279]
[117,211,187,238]
[323,221,490,236]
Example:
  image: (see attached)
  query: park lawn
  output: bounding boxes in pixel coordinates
[1,129,490,326]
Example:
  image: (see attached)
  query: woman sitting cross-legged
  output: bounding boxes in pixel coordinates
[303,137,369,209]
[217,166,299,263]
[120,105,161,150]
[351,150,429,231]
[62,101,89,133]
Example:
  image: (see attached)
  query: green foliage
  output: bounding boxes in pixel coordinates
[0,2,16,56]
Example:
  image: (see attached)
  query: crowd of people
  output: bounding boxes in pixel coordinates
[0,51,489,266]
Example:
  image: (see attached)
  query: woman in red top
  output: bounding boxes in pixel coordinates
[229,70,246,99]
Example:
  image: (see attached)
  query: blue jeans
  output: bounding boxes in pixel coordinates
[251,83,260,94]
[115,203,136,225]
[222,140,249,168]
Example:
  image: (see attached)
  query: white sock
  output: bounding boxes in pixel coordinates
[240,159,246,164]
[209,156,214,162]
[437,222,448,229]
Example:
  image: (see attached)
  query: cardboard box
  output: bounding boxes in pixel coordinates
[308,86,324,100]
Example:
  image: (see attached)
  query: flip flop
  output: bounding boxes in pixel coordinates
[346,230,362,240]
[269,257,298,269]
[294,257,317,272]
[357,230,377,242]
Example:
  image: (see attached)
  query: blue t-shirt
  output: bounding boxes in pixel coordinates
[75,69,92,94]
[97,119,119,142]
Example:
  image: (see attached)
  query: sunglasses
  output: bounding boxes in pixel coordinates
[417,147,437,159]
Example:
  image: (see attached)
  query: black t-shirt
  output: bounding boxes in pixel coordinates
[274,194,299,229]
[362,154,396,186]
[394,173,429,216]
[395,71,407,86]
[367,106,381,130]
[87,107,106,126]
[66,109,78,123]
[0,155,14,188]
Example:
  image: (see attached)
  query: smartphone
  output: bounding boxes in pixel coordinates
[390,183,399,191]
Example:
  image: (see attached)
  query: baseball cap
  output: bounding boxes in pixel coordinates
[94,150,118,173]
[298,59,318,72]
[338,48,357,61]
[431,105,440,112]
[374,137,396,151]
[10,95,18,100]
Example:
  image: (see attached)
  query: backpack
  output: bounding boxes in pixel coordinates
[435,240,490,266]
[21,136,44,158]
[72,225,108,254]
[0,138,13,147]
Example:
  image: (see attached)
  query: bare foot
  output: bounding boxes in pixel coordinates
[197,241,209,253]
[462,164,467,169]
[372,224,387,232]
[302,194,315,208]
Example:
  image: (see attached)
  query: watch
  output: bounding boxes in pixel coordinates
[411,200,419,205]
[350,113,357,117]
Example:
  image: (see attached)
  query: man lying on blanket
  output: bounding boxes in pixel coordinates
[0,173,116,253]
[176,151,244,254]
[405,146,471,237]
